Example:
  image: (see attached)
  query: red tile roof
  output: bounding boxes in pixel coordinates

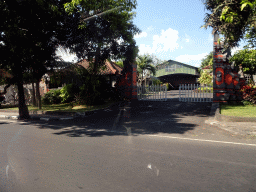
[0,69,13,78]
[77,59,123,75]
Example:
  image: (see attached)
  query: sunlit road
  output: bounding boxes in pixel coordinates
[0,119,256,192]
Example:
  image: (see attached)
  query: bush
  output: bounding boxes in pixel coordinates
[60,84,80,103]
[76,75,109,105]
[194,87,213,93]
[240,84,256,106]
[152,79,163,85]
[42,89,62,105]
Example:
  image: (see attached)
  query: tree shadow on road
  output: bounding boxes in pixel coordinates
[17,100,213,138]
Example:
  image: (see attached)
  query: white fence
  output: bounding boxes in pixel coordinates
[137,85,167,101]
[179,84,213,102]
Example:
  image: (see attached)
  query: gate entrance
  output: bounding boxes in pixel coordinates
[179,84,213,102]
[137,84,167,101]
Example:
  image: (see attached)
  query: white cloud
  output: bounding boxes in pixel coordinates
[208,34,213,42]
[181,46,183,49]
[138,44,154,55]
[116,38,124,45]
[175,52,208,67]
[137,28,179,56]
[231,46,243,56]
[152,28,179,53]
[134,32,148,38]
[184,33,191,43]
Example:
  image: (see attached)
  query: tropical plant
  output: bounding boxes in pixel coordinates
[239,84,256,106]
[197,70,213,87]
[136,55,156,87]
[60,84,80,103]
[198,52,213,75]
[152,79,163,85]
[42,89,62,105]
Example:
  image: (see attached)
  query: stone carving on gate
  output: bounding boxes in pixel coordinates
[213,32,246,103]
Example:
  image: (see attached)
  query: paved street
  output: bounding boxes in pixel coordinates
[0,99,256,192]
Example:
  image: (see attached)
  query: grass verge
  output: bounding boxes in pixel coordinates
[220,102,256,117]
[0,100,118,113]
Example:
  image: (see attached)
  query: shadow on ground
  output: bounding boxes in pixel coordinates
[16,99,213,138]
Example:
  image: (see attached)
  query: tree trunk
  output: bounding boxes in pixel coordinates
[35,80,42,110]
[31,82,36,106]
[17,79,30,120]
[141,72,145,94]
[94,45,101,75]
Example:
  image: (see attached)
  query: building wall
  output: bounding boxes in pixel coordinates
[155,61,198,77]
[158,74,200,89]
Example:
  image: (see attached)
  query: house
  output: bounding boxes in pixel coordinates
[150,60,200,89]
[44,59,123,92]
[0,60,123,104]
[76,59,123,87]
[0,69,13,78]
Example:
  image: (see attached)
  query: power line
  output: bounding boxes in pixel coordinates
[81,6,123,22]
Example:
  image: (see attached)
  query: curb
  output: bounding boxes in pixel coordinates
[215,105,256,122]
[0,115,76,121]
[205,102,256,136]
[0,101,124,121]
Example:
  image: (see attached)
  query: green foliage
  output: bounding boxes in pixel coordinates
[229,49,256,82]
[202,0,255,49]
[240,84,256,106]
[136,54,156,86]
[197,71,213,86]
[152,79,163,85]
[194,87,213,93]
[162,83,171,91]
[77,74,111,105]
[60,84,79,103]
[42,89,62,105]
[199,52,213,75]
[62,0,141,73]
[115,59,124,68]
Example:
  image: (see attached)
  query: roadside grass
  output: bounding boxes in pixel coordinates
[0,100,118,112]
[220,102,256,117]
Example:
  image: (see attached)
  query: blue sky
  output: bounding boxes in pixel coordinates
[57,0,246,68]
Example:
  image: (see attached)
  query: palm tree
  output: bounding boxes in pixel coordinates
[136,55,156,87]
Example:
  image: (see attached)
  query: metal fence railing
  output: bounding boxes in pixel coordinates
[137,84,167,101]
[179,84,213,102]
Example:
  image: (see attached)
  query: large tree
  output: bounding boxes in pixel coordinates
[61,0,141,75]
[201,0,255,50]
[1,0,140,119]
[0,0,73,118]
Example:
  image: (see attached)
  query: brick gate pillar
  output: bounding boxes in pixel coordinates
[123,59,138,102]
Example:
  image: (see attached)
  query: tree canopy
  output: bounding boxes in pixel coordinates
[60,0,141,74]
[136,55,156,86]
[0,0,140,119]
[229,49,256,83]
[201,0,256,49]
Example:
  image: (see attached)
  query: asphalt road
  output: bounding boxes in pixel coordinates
[0,118,256,192]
